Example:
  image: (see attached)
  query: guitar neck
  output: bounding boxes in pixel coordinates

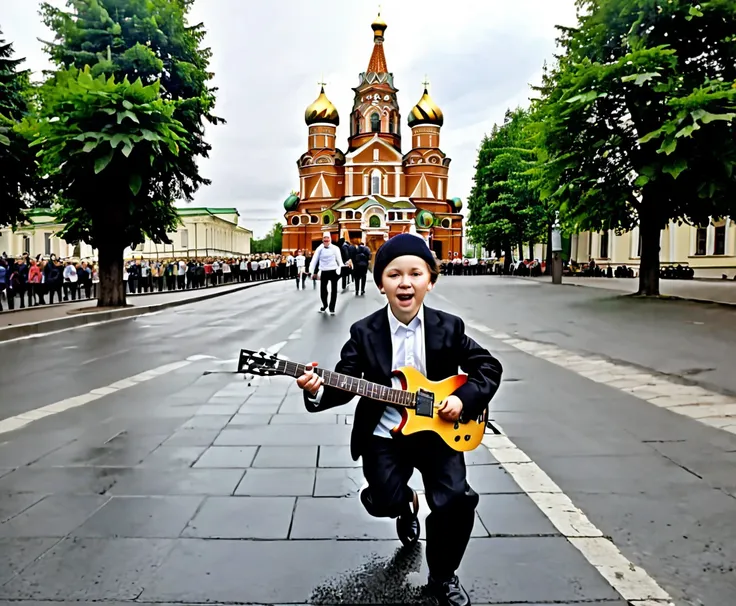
[274,359,414,408]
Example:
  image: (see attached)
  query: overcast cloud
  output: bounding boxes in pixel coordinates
[1,0,578,238]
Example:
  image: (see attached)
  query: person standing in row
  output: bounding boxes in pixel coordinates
[309,234,344,315]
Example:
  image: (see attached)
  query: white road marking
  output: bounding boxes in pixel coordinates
[0,359,192,436]
[481,433,675,604]
[466,320,736,436]
[288,328,302,340]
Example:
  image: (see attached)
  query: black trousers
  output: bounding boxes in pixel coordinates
[319,269,339,311]
[353,268,367,293]
[360,433,478,580]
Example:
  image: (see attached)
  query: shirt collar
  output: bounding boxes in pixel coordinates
[387,304,424,335]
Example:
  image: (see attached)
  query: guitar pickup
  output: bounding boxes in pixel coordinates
[415,389,434,418]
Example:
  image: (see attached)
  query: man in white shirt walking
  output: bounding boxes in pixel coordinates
[309,233,344,314]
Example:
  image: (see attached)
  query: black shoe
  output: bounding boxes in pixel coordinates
[428,575,471,606]
[396,491,420,546]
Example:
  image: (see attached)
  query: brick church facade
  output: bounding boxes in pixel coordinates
[281,12,464,260]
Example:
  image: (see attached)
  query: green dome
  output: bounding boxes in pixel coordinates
[450,197,463,211]
[283,193,299,211]
[415,209,434,229]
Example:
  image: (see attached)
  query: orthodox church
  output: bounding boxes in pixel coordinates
[281,12,464,260]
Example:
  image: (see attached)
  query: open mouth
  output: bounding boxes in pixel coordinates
[397,293,414,302]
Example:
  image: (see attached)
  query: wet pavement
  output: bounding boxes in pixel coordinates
[0,276,734,605]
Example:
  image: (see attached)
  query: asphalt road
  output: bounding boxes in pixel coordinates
[0,275,734,605]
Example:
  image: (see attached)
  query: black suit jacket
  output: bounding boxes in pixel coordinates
[304,305,503,460]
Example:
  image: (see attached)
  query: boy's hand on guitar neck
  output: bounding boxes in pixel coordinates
[437,395,463,422]
[297,362,323,396]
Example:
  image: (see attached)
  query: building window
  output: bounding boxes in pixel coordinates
[714,225,726,255]
[695,227,707,255]
[353,112,361,135]
[599,231,609,258]
[389,114,394,134]
[44,233,51,255]
[22,236,30,254]
[371,113,380,133]
[371,172,381,194]
[388,212,395,221]
[290,216,300,226]
[373,148,379,162]
[180,229,189,248]
[346,211,354,219]
[369,215,381,228]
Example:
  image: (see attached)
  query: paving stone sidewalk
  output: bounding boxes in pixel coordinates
[0,368,627,605]
[527,275,736,305]
[0,280,272,328]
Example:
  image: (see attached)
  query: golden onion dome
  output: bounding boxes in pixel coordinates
[371,11,387,37]
[305,86,339,126]
[408,87,444,128]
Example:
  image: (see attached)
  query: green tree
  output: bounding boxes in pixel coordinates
[251,222,283,254]
[40,0,222,203]
[0,29,35,227]
[536,0,736,295]
[467,108,548,274]
[24,66,189,306]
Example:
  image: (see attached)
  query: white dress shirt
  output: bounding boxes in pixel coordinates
[307,305,426,440]
[309,244,344,275]
[373,304,426,438]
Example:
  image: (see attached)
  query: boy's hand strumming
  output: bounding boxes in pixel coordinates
[438,395,463,422]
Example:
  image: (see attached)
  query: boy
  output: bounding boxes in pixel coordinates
[296,234,503,606]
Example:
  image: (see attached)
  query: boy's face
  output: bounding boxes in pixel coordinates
[379,254,434,323]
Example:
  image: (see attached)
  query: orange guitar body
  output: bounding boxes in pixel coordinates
[391,366,487,452]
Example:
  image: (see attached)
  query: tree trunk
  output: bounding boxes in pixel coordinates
[637,208,661,296]
[528,242,534,260]
[545,224,553,275]
[97,241,127,307]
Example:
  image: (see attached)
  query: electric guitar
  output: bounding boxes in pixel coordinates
[237,348,488,452]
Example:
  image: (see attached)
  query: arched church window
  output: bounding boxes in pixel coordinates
[371,173,381,194]
[369,215,381,228]
[354,112,361,135]
[388,114,394,134]
[371,113,380,133]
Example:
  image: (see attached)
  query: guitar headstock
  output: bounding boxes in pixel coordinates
[238,348,281,376]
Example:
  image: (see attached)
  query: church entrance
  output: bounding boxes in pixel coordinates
[365,234,385,271]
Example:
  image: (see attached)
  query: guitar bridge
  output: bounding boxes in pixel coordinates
[415,388,434,418]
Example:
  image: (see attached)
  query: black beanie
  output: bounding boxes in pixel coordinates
[373,233,437,285]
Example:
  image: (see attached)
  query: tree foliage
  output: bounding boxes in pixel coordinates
[24,66,189,306]
[466,107,548,273]
[0,29,35,227]
[535,0,736,295]
[251,222,283,254]
[40,0,223,203]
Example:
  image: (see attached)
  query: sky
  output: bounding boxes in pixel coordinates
[1,0,579,238]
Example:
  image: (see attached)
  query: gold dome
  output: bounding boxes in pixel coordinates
[371,11,387,37]
[305,86,339,126]
[408,87,444,127]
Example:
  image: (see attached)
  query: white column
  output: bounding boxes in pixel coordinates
[395,169,401,196]
[669,221,676,262]
[726,218,732,255]
[348,169,353,196]
[706,222,715,256]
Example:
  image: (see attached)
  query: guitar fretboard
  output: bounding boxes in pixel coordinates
[276,359,415,407]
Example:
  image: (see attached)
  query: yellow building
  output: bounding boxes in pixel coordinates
[0,207,253,261]
[126,207,253,260]
[570,219,735,278]
[518,219,735,278]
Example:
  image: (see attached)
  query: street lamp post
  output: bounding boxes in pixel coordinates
[551,223,563,285]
